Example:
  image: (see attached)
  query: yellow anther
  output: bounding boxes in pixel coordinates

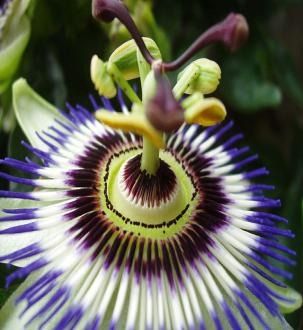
[181,92,204,109]
[96,109,165,149]
[91,55,117,98]
[184,97,226,127]
[109,37,162,80]
[176,58,221,96]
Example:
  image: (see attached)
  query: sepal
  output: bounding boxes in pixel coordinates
[12,78,65,150]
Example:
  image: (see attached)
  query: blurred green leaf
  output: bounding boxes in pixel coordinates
[266,39,303,106]
[0,267,20,309]
[220,49,282,112]
[280,124,303,328]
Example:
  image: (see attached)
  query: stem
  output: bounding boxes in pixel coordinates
[137,47,161,175]
[137,47,151,92]
[141,138,160,175]
[107,62,141,104]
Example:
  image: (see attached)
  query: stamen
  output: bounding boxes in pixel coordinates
[183,96,226,127]
[174,58,221,98]
[91,55,116,98]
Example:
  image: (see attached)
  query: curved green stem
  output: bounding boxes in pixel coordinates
[107,62,141,104]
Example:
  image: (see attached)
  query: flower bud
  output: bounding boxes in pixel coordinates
[177,59,221,95]
[108,38,161,81]
[90,55,117,98]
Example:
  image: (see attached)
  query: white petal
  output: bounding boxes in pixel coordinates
[0,198,48,267]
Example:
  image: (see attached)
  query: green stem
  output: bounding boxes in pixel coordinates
[141,137,160,174]
[137,48,161,175]
[137,47,151,91]
[107,62,141,104]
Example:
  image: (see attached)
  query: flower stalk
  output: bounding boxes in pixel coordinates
[138,45,161,175]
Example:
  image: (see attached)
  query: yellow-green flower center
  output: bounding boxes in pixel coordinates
[99,148,198,239]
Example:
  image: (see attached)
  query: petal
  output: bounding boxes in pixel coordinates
[273,285,302,314]
[0,272,66,330]
[0,95,299,329]
[0,198,49,267]
[1,257,292,330]
[12,79,66,151]
[227,285,293,329]
[0,277,28,330]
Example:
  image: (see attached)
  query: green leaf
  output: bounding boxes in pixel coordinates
[266,40,303,106]
[0,17,31,92]
[0,285,20,309]
[221,53,282,112]
[0,273,40,329]
[12,78,65,150]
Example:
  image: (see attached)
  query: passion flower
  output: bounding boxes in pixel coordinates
[0,77,300,329]
[0,1,301,329]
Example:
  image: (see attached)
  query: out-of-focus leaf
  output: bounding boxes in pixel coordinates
[0,265,20,309]
[0,17,31,93]
[220,51,282,112]
[30,0,60,38]
[0,286,18,309]
[134,1,171,59]
[266,39,303,106]
[45,51,67,108]
[21,45,67,109]
[0,89,15,133]
[281,125,303,328]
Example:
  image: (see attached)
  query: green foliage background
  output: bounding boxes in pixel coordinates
[0,0,303,328]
